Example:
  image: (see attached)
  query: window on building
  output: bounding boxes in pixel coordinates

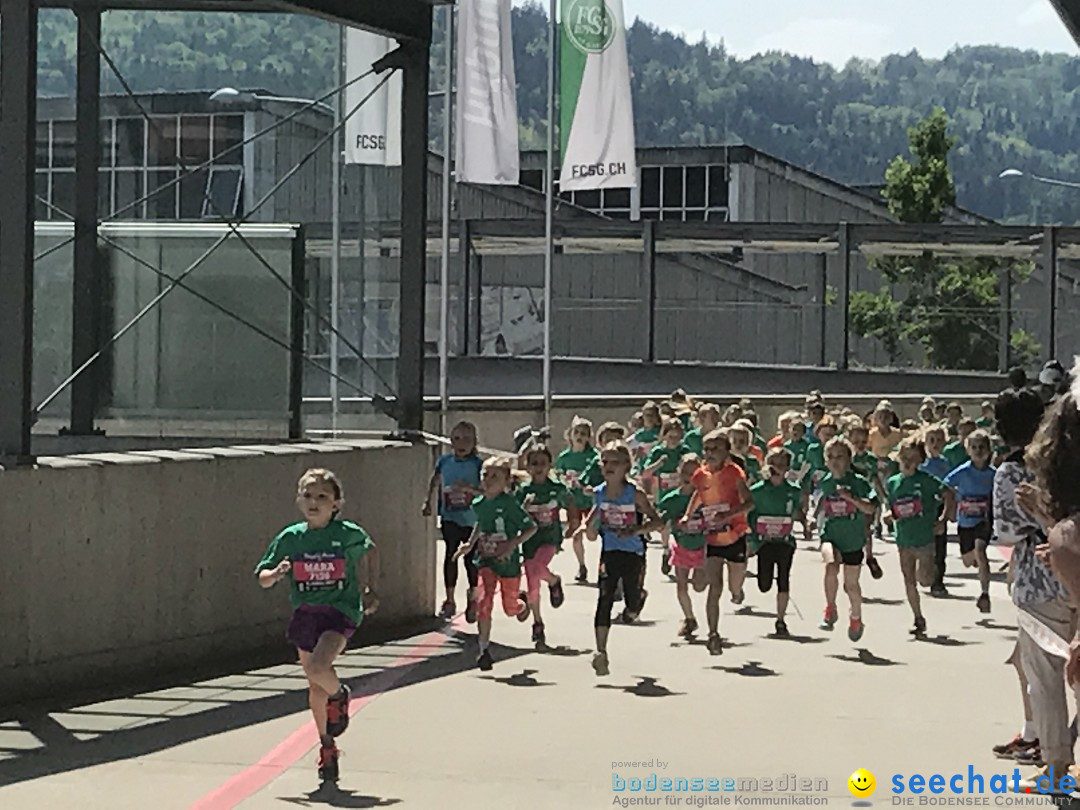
[520,169,543,192]
[202,166,244,219]
[641,166,660,209]
[147,116,179,167]
[212,115,244,163]
[115,117,146,167]
[180,115,212,166]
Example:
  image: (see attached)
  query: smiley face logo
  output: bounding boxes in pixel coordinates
[848,769,876,798]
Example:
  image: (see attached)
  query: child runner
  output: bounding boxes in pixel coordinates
[685,429,755,655]
[869,400,904,461]
[423,421,482,621]
[728,423,763,484]
[657,454,708,638]
[748,448,805,637]
[580,442,664,675]
[555,416,599,584]
[517,445,569,647]
[886,437,951,636]
[921,426,953,597]
[643,418,691,576]
[685,403,720,456]
[976,400,995,430]
[817,437,878,640]
[943,429,997,613]
[919,397,938,426]
[452,457,537,671]
[632,402,663,496]
[255,469,380,783]
[944,401,964,439]
[784,419,814,485]
[849,423,885,576]
[769,410,799,449]
[943,417,977,471]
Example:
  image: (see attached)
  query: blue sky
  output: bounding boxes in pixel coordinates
[515,0,1079,66]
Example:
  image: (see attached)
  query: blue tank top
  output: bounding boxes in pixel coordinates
[594,482,645,555]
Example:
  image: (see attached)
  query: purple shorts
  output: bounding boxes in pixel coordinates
[286,605,356,653]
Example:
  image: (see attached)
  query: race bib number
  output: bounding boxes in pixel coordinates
[703,503,732,531]
[600,503,636,530]
[959,497,990,519]
[823,496,856,518]
[891,497,923,520]
[811,470,827,488]
[660,472,682,491]
[756,516,794,539]
[682,512,706,534]
[292,552,346,592]
[526,503,558,526]
[478,532,507,557]
[443,486,471,510]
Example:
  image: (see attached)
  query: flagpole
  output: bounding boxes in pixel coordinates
[439,5,454,436]
[543,0,556,428]
[330,24,343,437]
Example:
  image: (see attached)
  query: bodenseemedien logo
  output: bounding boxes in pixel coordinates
[564,0,616,54]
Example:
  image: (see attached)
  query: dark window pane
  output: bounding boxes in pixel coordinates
[180,168,210,219]
[603,209,631,220]
[663,167,683,208]
[641,166,660,208]
[685,210,706,221]
[52,121,76,168]
[642,208,660,220]
[706,208,729,222]
[180,115,212,166]
[148,170,178,219]
[116,118,145,167]
[99,170,111,218]
[603,187,630,208]
[36,123,50,168]
[574,189,601,209]
[100,119,115,167]
[212,114,244,163]
[114,170,145,219]
[51,171,75,218]
[686,166,706,208]
[520,169,543,191]
[661,209,685,221]
[708,165,729,207]
[203,167,242,218]
[35,171,49,219]
[147,117,178,166]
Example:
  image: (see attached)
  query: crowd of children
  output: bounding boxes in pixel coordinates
[419,390,1006,678]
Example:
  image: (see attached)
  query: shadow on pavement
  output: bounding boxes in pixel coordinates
[914,635,978,647]
[596,677,684,698]
[862,597,904,606]
[0,627,531,788]
[975,618,1019,632]
[536,645,587,657]
[734,606,777,619]
[279,784,402,807]
[483,669,555,687]
[767,633,826,645]
[712,661,779,677]
[828,649,905,666]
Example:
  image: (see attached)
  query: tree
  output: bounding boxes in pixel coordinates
[849,108,1039,371]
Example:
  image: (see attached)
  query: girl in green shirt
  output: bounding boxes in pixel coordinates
[519,445,570,648]
[657,454,708,638]
[644,418,692,577]
[555,415,599,584]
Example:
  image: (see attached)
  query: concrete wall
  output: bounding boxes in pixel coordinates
[0,439,436,705]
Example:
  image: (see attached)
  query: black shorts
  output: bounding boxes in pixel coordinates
[958,523,991,555]
[757,542,795,593]
[707,537,747,563]
[827,544,864,566]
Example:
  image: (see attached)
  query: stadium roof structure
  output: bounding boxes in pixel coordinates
[1051,0,1080,47]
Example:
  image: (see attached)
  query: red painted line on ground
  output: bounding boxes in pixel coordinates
[190,617,464,810]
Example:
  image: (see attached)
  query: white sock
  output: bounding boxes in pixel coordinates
[1022,722,1037,742]
[478,639,489,654]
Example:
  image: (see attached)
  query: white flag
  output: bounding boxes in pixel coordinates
[455,0,520,185]
[559,0,637,191]
[344,27,402,166]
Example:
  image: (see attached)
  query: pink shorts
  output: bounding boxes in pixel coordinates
[476,566,524,622]
[670,543,706,571]
[523,544,557,603]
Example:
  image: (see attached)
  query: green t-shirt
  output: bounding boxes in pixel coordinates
[943,440,969,471]
[684,427,703,456]
[803,442,829,490]
[255,520,374,626]
[555,446,598,510]
[976,416,993,429]
[742,453,763,485]
[472,493,536,577]
[657,488,706,551]
[784,437,813,472]
[632,427,661,468]
[748,480,803,550]
[677,412,693,431]
[886,470,944,548]
[645,443,691,492]
[516,479,569,557]
[852,450,878,483]
[818,471,876,553]
[582,455,604,489]
[946,421,960,439]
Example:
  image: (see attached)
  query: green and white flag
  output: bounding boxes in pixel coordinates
[559,0,637,191]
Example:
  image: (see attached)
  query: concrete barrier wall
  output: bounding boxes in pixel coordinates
[0,439,436,704]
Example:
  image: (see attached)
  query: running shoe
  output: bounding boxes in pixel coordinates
[977,593,991,613]
[317,743,340,783]
[592,651,610,676]
[465,599,478,624]
[477,648,494,671]
[661,549,672,577]
[438,600,456,619]
[774,619,790,638]
[848,618,865,642]
[639,589,648,612]
[707,633,723,655]
[909,616,927,636]
[993,734,1038,760]
[325,684,351,738]
[532,622,546,646]
[819,604,838,630]
[731,590,745,606]
[930,583,949,598]
[679,617,699,638]
[1014,747,1044,767]
[550,576,565,608]
[867,556,883,579]
[621,608,639,624]
[575,565,589,584]
[516,593,532,623]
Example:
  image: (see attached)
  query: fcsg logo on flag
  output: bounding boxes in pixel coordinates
[565,0,616,53]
